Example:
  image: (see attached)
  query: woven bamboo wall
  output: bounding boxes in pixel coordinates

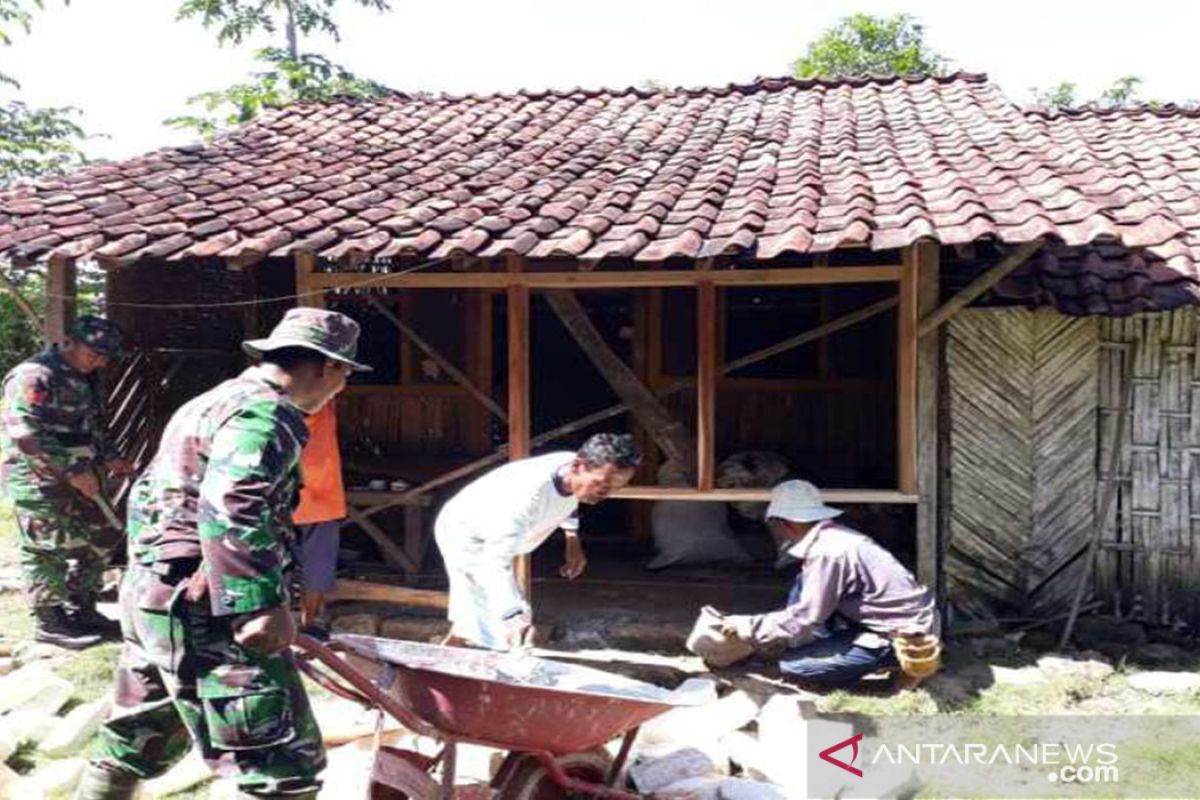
[945,309,1099,619]
[1097,309,1200,627]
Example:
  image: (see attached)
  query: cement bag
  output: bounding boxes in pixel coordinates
[686,606,755,668]
[717,452,789,521]
[648,462,750,569]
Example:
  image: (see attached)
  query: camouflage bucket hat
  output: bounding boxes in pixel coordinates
[70,315,125,359]
[243,307,371,371]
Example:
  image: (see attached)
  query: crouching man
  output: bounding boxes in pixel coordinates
[720,480,939,688]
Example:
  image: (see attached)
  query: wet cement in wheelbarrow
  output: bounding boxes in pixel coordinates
[335,634,705,705]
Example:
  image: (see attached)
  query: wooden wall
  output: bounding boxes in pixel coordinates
[944,308,1099,619]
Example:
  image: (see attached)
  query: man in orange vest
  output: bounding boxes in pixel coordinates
[293,399,347,636]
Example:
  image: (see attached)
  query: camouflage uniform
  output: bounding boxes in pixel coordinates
[86,308,369,799]
[0,317,124,610]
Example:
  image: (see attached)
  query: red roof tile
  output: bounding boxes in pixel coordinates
[0,74,1198,309]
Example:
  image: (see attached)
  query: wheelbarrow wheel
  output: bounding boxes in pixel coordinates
[494,747,613,800]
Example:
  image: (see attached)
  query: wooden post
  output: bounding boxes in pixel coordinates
[897,248,919,494]
[506,256,532,596]
[913,242,941,588]
[44,256,76,344]
[294,252,324,309]
[697,282,717,490]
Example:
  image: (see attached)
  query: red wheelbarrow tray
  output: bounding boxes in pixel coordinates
[295,632,706,756]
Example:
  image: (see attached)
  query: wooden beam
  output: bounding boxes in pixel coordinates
[367,295,508,422]
[917,240,1042,337]
[327,579,448,609]
[310,265,904,291]
[358,295,903,518]
[506,256,532,595]
[914,241,942,587]
[613,487,918,504]
[697,282,717,490]
[295,251,324,309]
[898,247,919,494]
[44,256,76,344]
[346,506,420,574]
[543,289,694,475]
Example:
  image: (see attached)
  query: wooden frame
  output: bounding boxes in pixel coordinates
[506,256,532,593]
[45,255,77,344]
[696,281,717,490]
[308,265,902,290]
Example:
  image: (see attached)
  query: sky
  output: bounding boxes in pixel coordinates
[2,0,1197,160]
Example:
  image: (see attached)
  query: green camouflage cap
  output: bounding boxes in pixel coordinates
[243,307,371,371]
[70,315,125,359]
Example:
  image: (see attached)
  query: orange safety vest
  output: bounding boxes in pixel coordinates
[293,401,347,524]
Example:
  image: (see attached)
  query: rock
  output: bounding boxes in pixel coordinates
[1072,617,1147,651]
[41,697,112,757]
[379,616,449,643]
[1128,671,1200,696]
[0,658,13,676]
[1036,655,1114,682]
[640,690,760,748]
[331,613,380,636]
[656,776,723,800]
[1,709,58,745]
[756,696,839,790]
[1131,643,1188,667]
[311,697,404,746]
[721,731,766,781]
[989,665,1049,687]
[0,662,62,713]
[631,748,721,794]
[143,750,212,796]
[717,777,789,800]
[11,757,85,798]
[15,641,71,666]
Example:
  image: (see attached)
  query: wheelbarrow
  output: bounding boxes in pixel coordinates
[293,633,705,800]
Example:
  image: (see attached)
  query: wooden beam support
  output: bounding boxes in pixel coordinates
[913,241,942,587]
[311,265,903,291]
[697,282,717,490]
[543,289,694,475]
[367,295,508,422]
[44,256,76,344]
[506,256,532,595]
[917,240,1042,337]
[295,251,325,309]
[346,506,420,575]
[613,487,918,504]
[898,247,920,494]
[327,579,448,609]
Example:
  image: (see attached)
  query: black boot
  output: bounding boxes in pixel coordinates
[33,606,104,650]
[68,598,122,640]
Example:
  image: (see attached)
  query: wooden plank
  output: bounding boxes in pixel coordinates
[612,487,918,503]
[544,289,695,474]
[697,282,717,490]
[367,295,508,422]
[327,579,448,609]
[346,506,420,574]
[294,252,324,309]
[44,255,76,344]
[309,265,904,290]
[506,259,532,596]
[917,241,1042,337]
[898,247,919,494]
[914,242,940,587]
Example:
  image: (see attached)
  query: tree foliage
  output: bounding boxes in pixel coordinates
[169,0,391,137]
[1029,75,1193,110]
[793,13,949,79]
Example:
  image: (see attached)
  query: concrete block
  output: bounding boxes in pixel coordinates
[1128,671,1200,696]
[716,777,789,800]
[11,757,85,798]
[42,697,112,757]
[641,690,760,747]
[0,663,63,712]
[2,709,57,745]
[655,776,723,800]
[311,697,404,746]
[631,747,721,794]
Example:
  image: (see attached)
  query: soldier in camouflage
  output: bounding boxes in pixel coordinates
[0,314,132,649]
[74,308,370,800]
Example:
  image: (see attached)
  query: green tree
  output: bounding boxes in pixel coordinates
[0,1,87,182]
[792,13,949,79]
[1031,75,1170,110]
[169,0,391,137]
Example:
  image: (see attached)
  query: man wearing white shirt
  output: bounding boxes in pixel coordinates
[434,433,641,650]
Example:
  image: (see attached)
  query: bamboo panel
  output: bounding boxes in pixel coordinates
[1097,308,1200,627]
[944,309,1098,618]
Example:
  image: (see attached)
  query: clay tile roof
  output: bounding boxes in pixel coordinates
[1,72,1199,312]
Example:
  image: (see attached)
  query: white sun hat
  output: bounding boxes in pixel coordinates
[765,479,842,523]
